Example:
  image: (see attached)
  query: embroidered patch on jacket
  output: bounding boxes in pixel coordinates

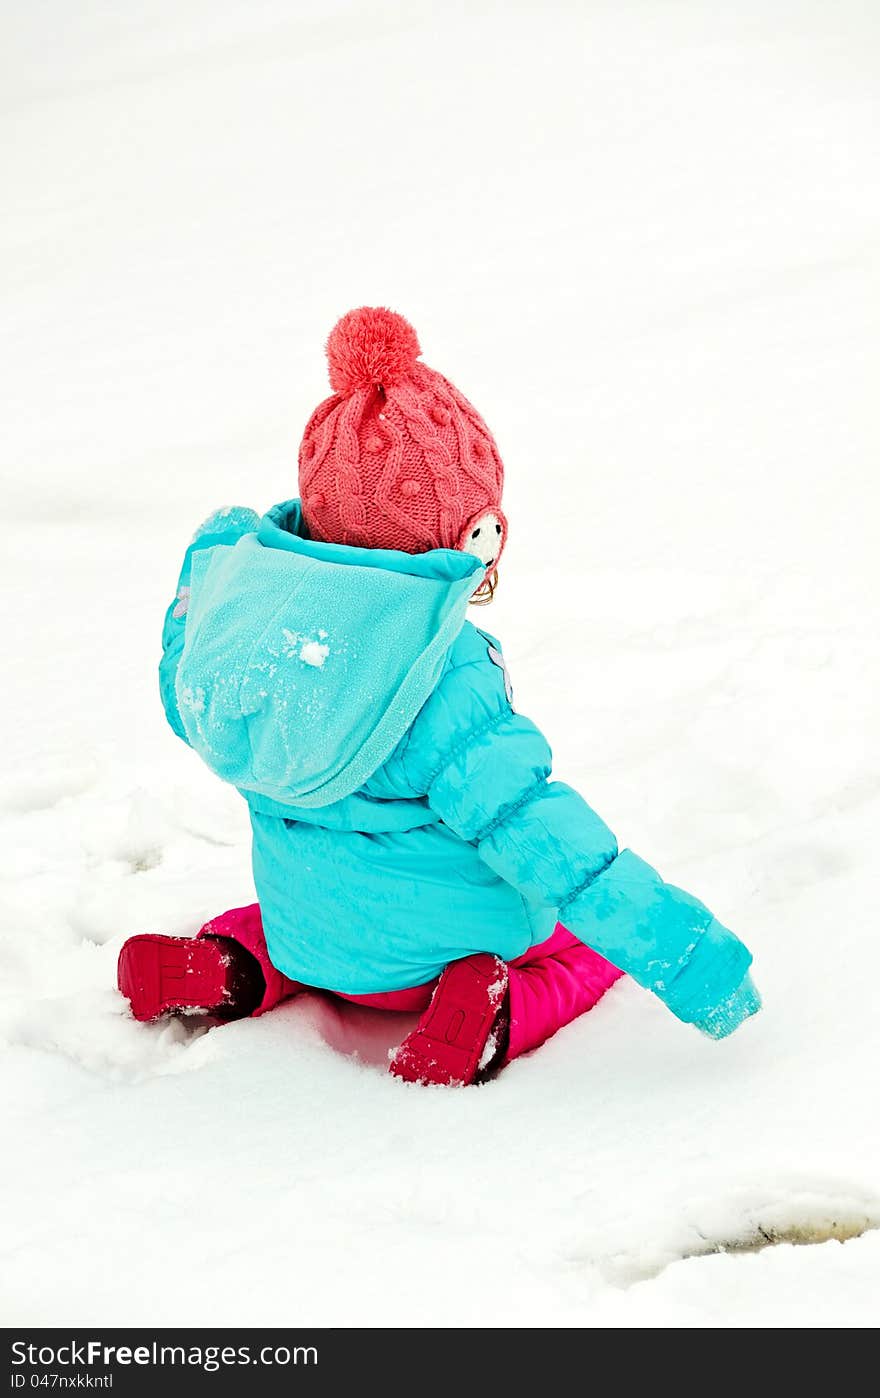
[487,644,514,706]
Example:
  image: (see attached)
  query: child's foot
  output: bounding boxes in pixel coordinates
[117,934,265,1023]
[389,953,509,1086]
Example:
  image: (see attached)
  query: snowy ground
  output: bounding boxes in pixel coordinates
[2,1,879,1327]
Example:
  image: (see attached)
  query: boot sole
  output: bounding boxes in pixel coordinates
[117,934,229,1022]
[389,953,508,1087]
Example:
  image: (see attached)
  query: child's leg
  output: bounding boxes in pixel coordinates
[383,928,622,1085]
[117,903,302,1022]
[504,924,623,1062]
[196,904,302,1016]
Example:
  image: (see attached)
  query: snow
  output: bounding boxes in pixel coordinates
[1,0,879,1328]
[282,629,330,666]
[298,640,330,669]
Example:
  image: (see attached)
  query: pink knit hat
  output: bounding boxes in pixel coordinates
[298,308,507,568]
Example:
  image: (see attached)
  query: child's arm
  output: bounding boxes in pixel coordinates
[402,632,759,1039]
[159,506,260,742]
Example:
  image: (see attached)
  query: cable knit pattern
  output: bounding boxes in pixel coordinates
[299,308,507,557]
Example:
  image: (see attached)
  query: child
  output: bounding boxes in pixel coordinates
[118,307,760,1085]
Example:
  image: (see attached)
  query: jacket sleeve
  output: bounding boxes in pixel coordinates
[401,634,759,1037]
[159,506,261,743]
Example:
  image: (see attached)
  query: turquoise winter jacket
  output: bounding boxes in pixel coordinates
[160,501,759,1036]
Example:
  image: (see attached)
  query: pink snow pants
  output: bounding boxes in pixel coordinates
[197,905,623,1062]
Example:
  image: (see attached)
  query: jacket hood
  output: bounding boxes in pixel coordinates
[175,500,483,808]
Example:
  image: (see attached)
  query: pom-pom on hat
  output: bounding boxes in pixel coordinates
[298,307,507,568]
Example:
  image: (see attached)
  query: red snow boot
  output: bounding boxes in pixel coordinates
[389,953,509,1086]
[117,934,264,1023]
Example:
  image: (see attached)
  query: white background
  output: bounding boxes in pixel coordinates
[1,0,878,1325]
